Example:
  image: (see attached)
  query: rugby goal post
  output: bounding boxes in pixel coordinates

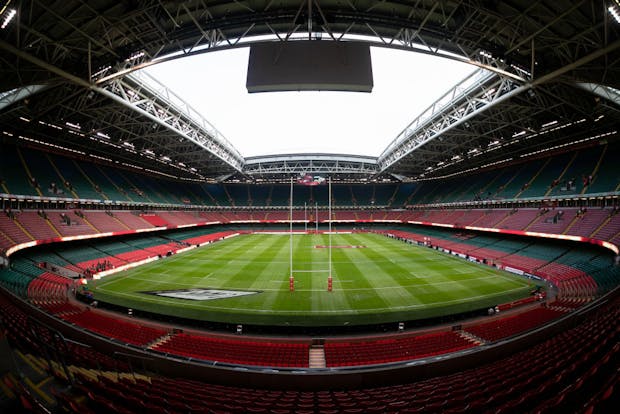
[288,176,334,292]
[289,269,333,292]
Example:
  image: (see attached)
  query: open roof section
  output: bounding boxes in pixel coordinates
[143,46,476,158]
[0,1,618,182]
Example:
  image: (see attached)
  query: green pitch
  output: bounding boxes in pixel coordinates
[89,233,534,326]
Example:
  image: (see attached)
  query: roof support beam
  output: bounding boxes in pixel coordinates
[377,37,620,174]
[101,79,244,172]
[0,38,245,173]
[377,69,524,171]
[0,84,48,111]
[530,38,620,87]
[574,82,620,109]
[244,155,378,177]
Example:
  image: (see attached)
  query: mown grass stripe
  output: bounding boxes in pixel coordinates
[89,233,534,326]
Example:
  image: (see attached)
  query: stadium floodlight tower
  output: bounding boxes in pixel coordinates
[288,175,333,292]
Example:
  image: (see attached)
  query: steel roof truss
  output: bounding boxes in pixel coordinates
[378,70,522,171]
[102,72,244,172]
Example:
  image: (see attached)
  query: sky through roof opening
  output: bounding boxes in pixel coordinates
[144,46,476,158]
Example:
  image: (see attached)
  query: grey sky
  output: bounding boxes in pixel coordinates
[145,46,475,158]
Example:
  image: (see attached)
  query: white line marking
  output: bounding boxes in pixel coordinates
[95,286,527,313]
[120,273,508,290]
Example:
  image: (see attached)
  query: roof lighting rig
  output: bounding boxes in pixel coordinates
[610,1,620,24]
[0,1,15,30]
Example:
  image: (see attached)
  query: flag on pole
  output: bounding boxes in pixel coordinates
[297,173,326,186]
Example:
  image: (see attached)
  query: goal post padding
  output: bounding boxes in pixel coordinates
[289,270,333,291]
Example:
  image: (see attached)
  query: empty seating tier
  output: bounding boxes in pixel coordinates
[324,331,475,367]
[27,272,72,303]
[59,295,619,414]
[60,311,167,346]
[153,333,310,368]
[464,307,565,341]
[3,141,620,209]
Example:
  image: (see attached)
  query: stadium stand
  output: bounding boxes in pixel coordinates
[586,143,620,194]
[112,212,154,229]
[396,142,620,205]
[324,331,475,367]
[3,203,610,289]
[50,155,103,200]
[0,145,36,196]
[249,184,269,206]
[463,307,565,341]
[0,213,31,245]
[224,184,250,207]
[3,116,620,414]
[204,184,231,206]
[82,211,130,233]
[475,209,511,227]
[14,211,59,240]
[59,311,168,346]
[180,231,238,246]
[129,174,175,204]
[84,163,133,202]
[153,333,310,367]
[138,214,170,227]
[518,152,574,198]
[0,297,129,374]
[1,146,619,233]
[2,222,616,381]
[37,294,620,414]
[101,169,149,203]
[2,3,620,413]
[197,211,228,222]
[546,146,604,198]
[388,183,415,207]
[593,210,620,239]
[334,210,358,221]
[51,211,95,237]
[27,272,73,306]
[526,208,573,234]
[3,140,620,210]
[496,208,539,230]
[70,161,110,200]
[156,211,201,226]
[564,208,610,237]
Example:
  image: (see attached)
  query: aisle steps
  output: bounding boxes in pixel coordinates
[309,345,326,369]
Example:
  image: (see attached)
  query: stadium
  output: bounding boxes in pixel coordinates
[0,1,619,413]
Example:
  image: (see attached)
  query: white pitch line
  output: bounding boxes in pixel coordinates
[94,270,140,289]
[95,286,527,313]
[104,273,516,291]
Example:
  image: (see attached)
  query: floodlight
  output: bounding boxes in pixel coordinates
[609,5,620,24]
[1,8,16,29]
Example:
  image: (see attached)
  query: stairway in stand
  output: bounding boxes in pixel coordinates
[309,345,326,368]
[456,329,485,346]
